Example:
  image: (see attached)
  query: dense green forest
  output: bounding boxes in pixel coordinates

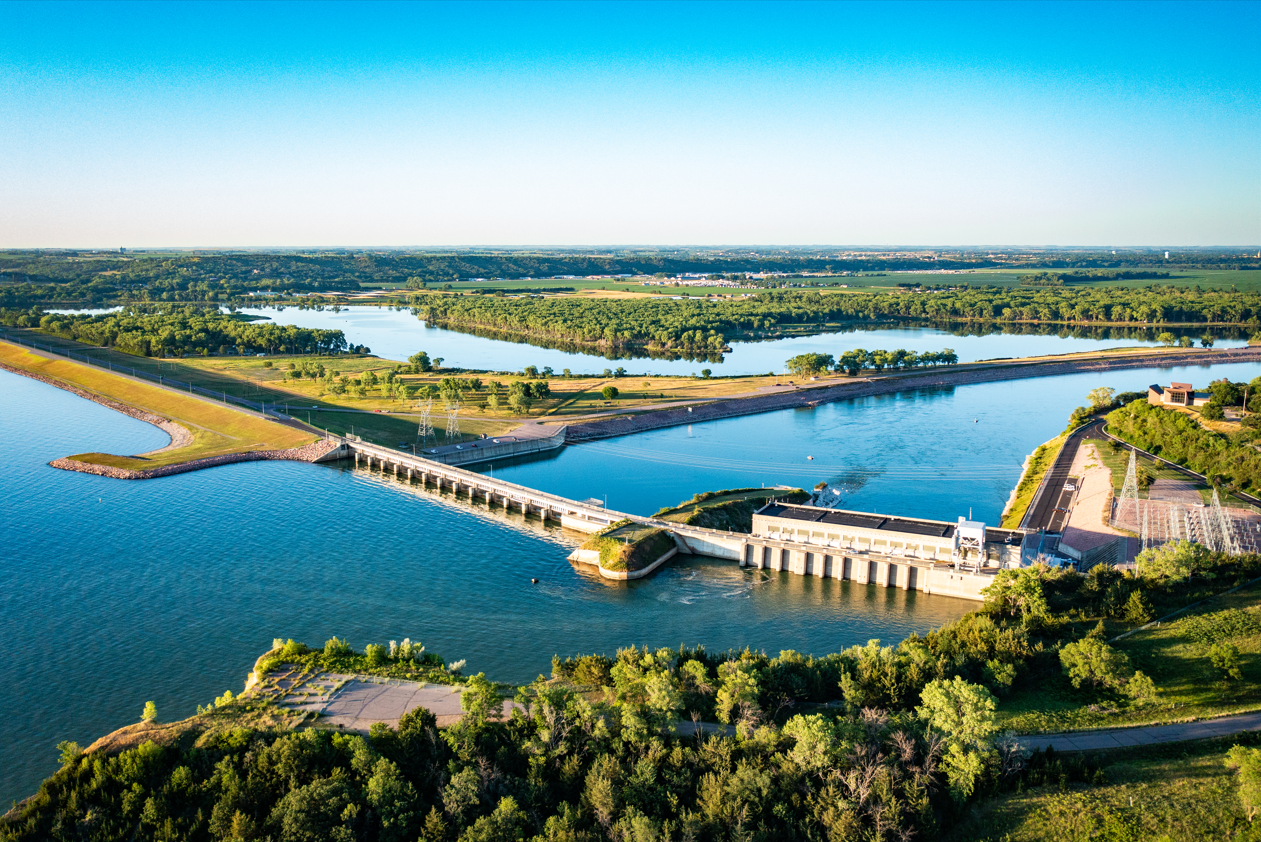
[1106,394,1261,494]
[0,306,351,357]
[413,287,1261,353]
[1,250,1257,309]
[6,553,1260,842]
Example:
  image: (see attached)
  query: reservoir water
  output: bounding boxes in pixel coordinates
[7,353,1261,804]
[2,369,967,805]
[235,305,1247,376]
[476,362,1261,520]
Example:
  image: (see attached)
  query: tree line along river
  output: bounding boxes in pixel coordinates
[232,304,1248,377]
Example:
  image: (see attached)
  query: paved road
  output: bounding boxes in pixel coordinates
[1022,419,1107,532]
[1030,710,1261,753]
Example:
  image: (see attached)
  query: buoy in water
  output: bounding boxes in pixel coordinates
[974,419,978,423]
[531,578,539,584]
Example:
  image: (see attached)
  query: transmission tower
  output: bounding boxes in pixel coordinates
[1198,506,1218,552]
[1211,488,1239,556]
[445,400,460,443]
[1116,450,1139,528]
[1140,504,1150,551]
[417,399,434,444]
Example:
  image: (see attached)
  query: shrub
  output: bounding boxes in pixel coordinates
[365,643,388,667]
[56,741,82,767]
[1136,541,1212,582]
[142,701,157,722]
[1059,638,1131,690]
[324,636,353,657]
[1125,670,1158,704]
[1122,590,1155,624]
[601,385,619,400]
[1202,403,1226,421]
[1227,745,1261,822]
[1209,642,1244,681]
[552,653,614,687]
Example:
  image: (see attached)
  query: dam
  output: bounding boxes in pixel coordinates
[341,437,1029,601]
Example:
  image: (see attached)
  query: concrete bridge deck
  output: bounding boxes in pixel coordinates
[339,438,1000,600]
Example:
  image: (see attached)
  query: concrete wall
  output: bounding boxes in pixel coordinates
[736,538,993,601]
[674,532,744,561]
[427,429,565,466]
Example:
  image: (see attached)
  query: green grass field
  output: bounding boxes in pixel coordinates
[1092,436,1260,512]
[997,582,1261,734]
[947,734,1261,842]
[0,342,316,469]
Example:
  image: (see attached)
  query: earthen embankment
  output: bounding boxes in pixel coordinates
[1,357,338,479]
[566,347,1261,442]
[49,439,340,480]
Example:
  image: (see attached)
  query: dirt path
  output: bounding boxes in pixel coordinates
[1059,442,1131,559]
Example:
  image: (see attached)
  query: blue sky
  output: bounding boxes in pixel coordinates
[2,1,1258,247]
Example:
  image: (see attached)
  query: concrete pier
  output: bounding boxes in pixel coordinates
[339,438,1007,600]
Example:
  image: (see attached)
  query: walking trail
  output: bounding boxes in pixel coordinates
[1029,709,1261,753]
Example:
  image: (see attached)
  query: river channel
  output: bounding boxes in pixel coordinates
[235,305,1247,376]
[7,325,1261,803]
[3,368,968,805]
[478,362,1261,521]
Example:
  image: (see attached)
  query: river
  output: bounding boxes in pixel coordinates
[476,362,1261,521]
[1,367,971,805]
[233,305,1247,376]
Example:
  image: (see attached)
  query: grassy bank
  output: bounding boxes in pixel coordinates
[0,342,316,469]
[948,734,1261,842]
[655,486,809,531]
[581,522,676,572]
[998,579,1261,734]
[1001,433,1068,528]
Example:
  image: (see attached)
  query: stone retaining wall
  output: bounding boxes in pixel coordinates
[566,347,1261,442]
[0,359,193,449]
[49,439,340,480]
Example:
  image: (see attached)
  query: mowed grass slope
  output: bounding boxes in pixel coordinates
[947,736,1260,842]
[998,583,1261,734]
[0,343,316,469]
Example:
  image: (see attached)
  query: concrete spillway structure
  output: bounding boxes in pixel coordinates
[337,437,1024,602]
[744,503,1029,601]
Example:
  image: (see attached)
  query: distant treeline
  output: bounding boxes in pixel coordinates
[411,287,1261,354]
[0,305,351,357]
[1019,270,1173,287]
[1,250,1256,308]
